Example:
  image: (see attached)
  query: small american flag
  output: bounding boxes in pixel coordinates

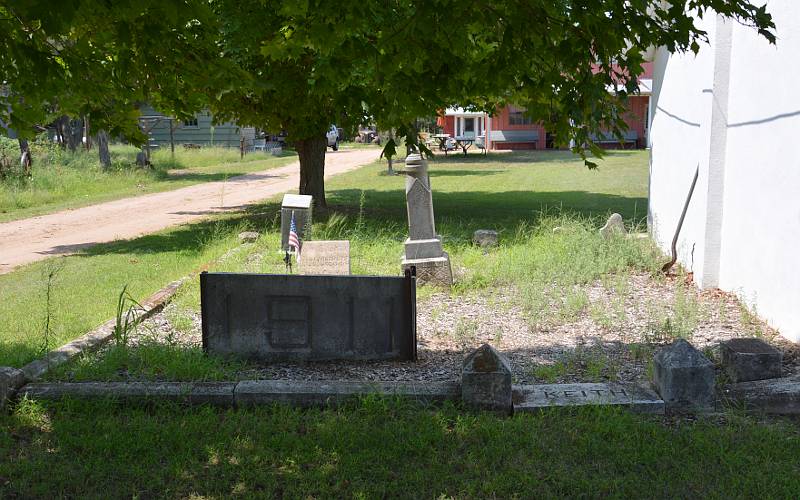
[288,211,301,260]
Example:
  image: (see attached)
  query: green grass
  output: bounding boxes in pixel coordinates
[3,150,659,373]
[0,217,255,367]
[2,398,799,497]
[4,149,800,496]
[0,137,296,222]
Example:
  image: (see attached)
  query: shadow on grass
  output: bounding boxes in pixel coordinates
[48,184,646,261]
[428,170,504,177]
[0,341,45,369]
[328,188,648,227]
[36,201,283,259]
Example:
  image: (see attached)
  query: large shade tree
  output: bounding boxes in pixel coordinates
[2,1,774,205]
[206,0,774,207]
[0,0,218,167]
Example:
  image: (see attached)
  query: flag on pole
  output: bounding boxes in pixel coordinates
[288,211,301,261]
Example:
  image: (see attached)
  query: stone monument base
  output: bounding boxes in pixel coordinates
[401,253,453,286]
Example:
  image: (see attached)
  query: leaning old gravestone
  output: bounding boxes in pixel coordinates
[462,344,512,413]
[472,229,499,248]
[400,154,453,285]
[600,213,626,238]
[652,339,715,412]
[298,240,350,275]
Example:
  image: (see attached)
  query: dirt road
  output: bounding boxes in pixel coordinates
[0,148,379,274]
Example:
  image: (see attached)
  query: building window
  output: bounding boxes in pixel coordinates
[509,111,532,126]
[464,118,475,133]
[183,117,199,127]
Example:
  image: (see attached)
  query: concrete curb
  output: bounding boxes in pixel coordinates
[18,380,462,408]
[21,381,236,406]
[234,380,460,407]
[19,376,800,415]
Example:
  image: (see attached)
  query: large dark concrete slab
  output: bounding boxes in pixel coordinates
[201,271,416,362]
[234,380,459,407]
[513,383,664,414]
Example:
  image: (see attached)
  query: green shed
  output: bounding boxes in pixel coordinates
[140,105,256,148]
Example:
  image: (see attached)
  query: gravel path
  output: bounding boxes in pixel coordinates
[132,271,798,385]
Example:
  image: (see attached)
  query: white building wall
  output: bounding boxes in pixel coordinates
[649,0,800,342]
[648,16,716,280]
[718,2,800,340]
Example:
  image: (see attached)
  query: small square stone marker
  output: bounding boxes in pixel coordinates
[720,338,782,382]
[652,339,715,413]
[462,344,512,414]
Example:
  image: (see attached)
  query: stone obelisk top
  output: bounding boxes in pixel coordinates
[400,153,453,286]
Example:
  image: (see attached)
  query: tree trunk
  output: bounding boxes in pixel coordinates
[83,115,92,150]
[387,129,395,175]
[55,116,68,149]
[68,118,82,152]
[18,139,32,176]
[296,135,327,209]
[97,130,111,169]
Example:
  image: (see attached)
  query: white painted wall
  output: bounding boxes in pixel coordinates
[649,16,716,281]
[649,1,800,342]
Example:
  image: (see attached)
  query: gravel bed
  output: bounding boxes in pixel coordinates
[127,271,798,385]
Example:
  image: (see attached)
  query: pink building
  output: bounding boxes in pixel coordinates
[438,63,653,150]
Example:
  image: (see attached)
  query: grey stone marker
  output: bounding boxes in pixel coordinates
[513,382,664,414]
[720,338,782,382]
[720,376,800,415]
[462,344,512,413]
[298,240,350,275]
[599,213,626,238]
[281,194,313,252]
[652,339,715,413]
[472,229,498,248]
[238,231,260,243]
[400,154,453,286]
[0,366,26,407]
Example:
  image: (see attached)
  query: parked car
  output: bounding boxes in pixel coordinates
[326,125,339,151]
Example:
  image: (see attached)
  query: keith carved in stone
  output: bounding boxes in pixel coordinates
[513,382,664,414]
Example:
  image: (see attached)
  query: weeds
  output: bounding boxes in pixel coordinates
[454,318,479,347]
[113,285,144,347]
[40,259,65,357]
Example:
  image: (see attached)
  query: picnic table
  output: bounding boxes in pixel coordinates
[453,136,476,156]
[431,133,452,153]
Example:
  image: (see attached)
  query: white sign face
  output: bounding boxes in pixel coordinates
[298,240,350,275]
[282,194,313,209]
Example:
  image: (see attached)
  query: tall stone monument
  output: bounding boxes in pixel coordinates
[400,153,453,285]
